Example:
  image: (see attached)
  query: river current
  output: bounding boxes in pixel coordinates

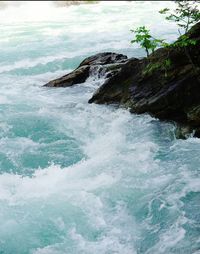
[0,1,199,253]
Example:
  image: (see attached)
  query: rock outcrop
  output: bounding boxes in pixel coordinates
[44,52,128,87]
[44,22,200,138]
[88,22,200,137]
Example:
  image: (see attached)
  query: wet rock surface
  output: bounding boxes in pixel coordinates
[88,22,200,137]
[45,23,200,138]
[44,52,128,87]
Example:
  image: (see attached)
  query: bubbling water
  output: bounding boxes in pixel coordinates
[0,1,199,254]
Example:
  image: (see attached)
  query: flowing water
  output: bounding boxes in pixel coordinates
[0,1,199,253]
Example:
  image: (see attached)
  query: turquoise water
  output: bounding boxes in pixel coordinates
[0,1,199,253]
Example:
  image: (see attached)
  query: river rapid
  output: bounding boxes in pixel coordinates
[0,1,199,253]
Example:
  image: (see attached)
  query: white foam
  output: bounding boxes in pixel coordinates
[0,1,199,253]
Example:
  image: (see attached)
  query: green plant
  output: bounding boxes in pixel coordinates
[159,1,200,48]
[159,1,200,78]
[173,34,197,48]
[159,1,200,33]
[131,26,164,57]
[143,58,172,77]
[143,62,161,75]
[163,59,172,77]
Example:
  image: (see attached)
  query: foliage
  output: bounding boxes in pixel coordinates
[173,34,197,47]
[130,1,199,78]
[164,59,172,69]
[143,62,161,75]
[143,58,172,77]
[159,0,200,79]
[131,26,164,57]
[163,59,172,77]
[162,33,197,50]
[159,0,200,33]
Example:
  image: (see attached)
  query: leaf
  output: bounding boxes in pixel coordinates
[159,8,170,14]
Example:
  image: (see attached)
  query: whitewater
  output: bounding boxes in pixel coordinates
[0,1,199,253]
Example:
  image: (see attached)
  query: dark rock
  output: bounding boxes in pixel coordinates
[88,58,141,104]
[44,66,90,87]
[187,105,200,125]
[44,22,200,138]
[44,52,128,87]
[88,22,200,137]
[78,52,128,67]
[174,124,194,139]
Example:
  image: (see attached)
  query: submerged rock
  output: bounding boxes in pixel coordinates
[44,52,128,87]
